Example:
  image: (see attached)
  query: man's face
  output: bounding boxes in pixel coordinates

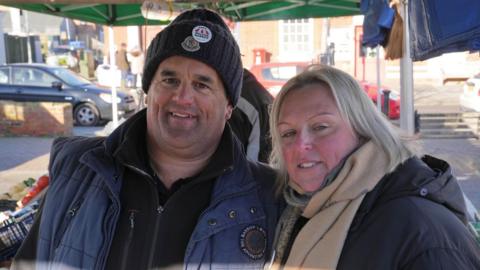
[146,56,233,158]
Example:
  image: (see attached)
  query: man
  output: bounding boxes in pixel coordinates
[229,69,274,163]
[115,42,130,89]
[12,9,282,270]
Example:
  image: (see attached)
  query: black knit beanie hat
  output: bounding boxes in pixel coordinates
[142,8,243,106]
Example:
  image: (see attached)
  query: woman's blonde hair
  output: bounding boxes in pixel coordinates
[269,65,413,191]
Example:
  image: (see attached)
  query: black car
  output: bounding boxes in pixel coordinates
[0,63,136,126]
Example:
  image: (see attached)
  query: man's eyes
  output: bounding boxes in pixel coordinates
[162,78,180,86]
[193,81,211,90]
[160,79,211,91]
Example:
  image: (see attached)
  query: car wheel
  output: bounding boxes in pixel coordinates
[74,103,100,126]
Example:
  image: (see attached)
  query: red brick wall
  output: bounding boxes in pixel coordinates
[0,101,73,137]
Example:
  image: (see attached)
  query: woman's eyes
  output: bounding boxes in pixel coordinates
[280,130,296,139]
[280,124,329,139]
[313,124,328,131]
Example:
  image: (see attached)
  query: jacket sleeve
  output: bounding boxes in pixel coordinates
[403,247,480,270]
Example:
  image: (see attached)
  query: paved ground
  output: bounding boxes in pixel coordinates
[0,126,104,192]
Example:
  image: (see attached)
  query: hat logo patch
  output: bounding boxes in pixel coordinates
[192,25,212,43]
[240,225,266,260]
[181,36,200,52]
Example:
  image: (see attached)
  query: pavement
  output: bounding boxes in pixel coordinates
[0,126,105,192]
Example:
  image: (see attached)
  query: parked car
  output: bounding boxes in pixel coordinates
[358,80,400,120]
[0,63,136,126]
[250,62,400,119]
[250,62,309,97]
[460,72,480,112]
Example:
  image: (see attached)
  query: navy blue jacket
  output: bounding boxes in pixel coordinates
[15,112,282,269]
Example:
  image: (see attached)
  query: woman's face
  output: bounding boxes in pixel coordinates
[277,83,360,192]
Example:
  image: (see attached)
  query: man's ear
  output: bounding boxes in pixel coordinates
[225,103,233,120]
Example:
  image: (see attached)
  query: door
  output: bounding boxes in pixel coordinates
[0,67,18,100]
[11,67,66,102]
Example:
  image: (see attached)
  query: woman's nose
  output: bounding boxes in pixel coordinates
[297,131,313,151]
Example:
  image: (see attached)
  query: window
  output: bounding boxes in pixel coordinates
[262,66,303,81]
[0,68,9,84]
[279,19,314,62]
[13,67,57,87]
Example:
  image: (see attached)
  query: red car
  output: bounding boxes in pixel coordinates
[358,81,400,120]
[249,62,309,97]
[250,63,400,119]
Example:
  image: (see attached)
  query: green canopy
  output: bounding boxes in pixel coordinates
[2,3,167,26]
[2,0,361,26]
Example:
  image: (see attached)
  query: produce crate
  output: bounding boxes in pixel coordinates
[0,202,38,262]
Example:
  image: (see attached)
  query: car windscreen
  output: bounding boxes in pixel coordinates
[50,67,91,86]
[262,65,306,81]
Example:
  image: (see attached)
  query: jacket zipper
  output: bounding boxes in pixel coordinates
[53,200,82,251]
[121,163,164,269]
[119,209,138,270]
[146,184,163,269]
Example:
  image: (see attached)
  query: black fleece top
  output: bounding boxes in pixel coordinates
[105,110,234,269]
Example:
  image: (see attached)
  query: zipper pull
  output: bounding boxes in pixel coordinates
[128,210,138,229]
[67,204,80,217]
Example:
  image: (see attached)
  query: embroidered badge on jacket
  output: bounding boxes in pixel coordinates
[181,36,200,52]
[240,225,267,260]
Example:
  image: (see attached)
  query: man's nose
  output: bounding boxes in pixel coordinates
[173,83,194,104]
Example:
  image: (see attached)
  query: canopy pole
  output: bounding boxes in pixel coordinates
[0,12,6,65]
[109,26,119,128]
[376,45,381,112]
[400,0,415,136]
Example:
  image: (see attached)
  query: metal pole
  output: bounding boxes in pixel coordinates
[400,0,415,135]
[109,26,119,128]
[0,12,6,65]
[23,11,32,63]
[65,18,71,42]
[376,45,382,112]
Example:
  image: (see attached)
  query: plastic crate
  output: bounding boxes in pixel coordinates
[0,202,38,262]
[0,200,17,212]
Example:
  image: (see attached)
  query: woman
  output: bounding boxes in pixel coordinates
[267,65,480,270]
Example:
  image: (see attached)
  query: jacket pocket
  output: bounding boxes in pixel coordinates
[53,199,83,250]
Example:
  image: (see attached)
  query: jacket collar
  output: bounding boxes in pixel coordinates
[81,109,244,197]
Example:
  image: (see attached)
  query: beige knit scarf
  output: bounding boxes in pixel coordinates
[269,141,394,270]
